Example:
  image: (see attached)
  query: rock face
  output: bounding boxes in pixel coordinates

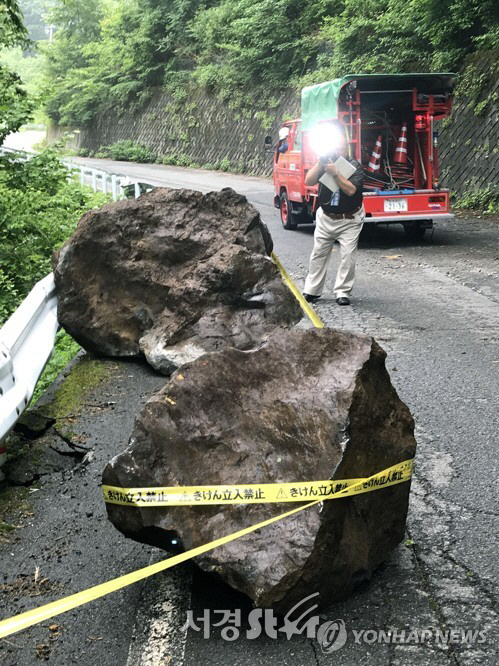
[103,328,416,613]
[53,187,302,374]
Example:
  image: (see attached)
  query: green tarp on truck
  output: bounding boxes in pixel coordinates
[301,73,456,130]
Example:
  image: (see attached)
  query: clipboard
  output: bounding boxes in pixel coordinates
[319,156,356,192]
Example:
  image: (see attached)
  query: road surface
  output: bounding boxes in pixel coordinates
[1,159,498,665]
[3,130,45,153]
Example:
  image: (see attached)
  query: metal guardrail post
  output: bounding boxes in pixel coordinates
[91,169,97,192]
[102,172,107,194]
[118,177,127,200]
[111,174,118,201]
[134,182,141,199]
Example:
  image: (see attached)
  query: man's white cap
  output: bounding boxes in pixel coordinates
[278,127,290,140]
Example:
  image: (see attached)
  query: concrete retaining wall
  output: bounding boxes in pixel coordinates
[50,57,499,194]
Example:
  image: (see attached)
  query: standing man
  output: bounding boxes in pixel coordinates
[303,129,365,306]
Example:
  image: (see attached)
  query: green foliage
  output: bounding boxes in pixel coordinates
[41,0,104,125]
[43,0,177,125]
[0,46,48,125]
[96,140,156,163]
[0,66,34,143]
[201,157,232,171]
[161,153,237,171]
[233,158,246,173]
[1,0,29,48]
[454,186,499,213]
[0,149,107,323]
[40,0,499,127]
[190,0,334,92]
[0,46,44,97]
[161,152,197,167]
[31,330,81,406]
[254,111,273,131]
[0,4,105,402]
[308,0,499,83]
[0,148,68,194]
[0,0,34,144]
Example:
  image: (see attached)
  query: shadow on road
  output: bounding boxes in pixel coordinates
[290,222,460,250]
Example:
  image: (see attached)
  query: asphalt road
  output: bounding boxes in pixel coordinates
[1,159,498,665]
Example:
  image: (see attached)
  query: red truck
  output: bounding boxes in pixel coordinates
[271,73,456,238]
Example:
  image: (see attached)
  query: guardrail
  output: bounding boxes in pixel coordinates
[0,274,58,449]
[0,146,148,201]
[0,146,35,162]
[69,163,133,201]
[68,163,154,200]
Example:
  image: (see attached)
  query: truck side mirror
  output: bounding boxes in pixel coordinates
[264,136,273,153]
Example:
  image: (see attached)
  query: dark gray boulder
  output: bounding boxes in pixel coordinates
[53,187,302,374]
[103,328,416,613]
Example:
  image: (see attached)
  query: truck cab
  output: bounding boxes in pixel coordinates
[273,73,456,238]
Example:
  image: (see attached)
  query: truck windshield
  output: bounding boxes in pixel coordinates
[293,123,302,151]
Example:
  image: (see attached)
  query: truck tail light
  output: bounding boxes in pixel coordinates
[415,114,427,130]
[429,195,446,202]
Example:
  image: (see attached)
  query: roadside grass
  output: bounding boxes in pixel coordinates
[30,331,81,407]
[452,186,499,217]
[76,144,248,174]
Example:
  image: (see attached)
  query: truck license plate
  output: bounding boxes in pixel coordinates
[384,198,408,212]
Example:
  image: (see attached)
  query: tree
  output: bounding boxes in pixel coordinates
[310,0,499,81]
[189,0,338,92]
[1,0,29,46]
[41,0,499,126]
[43,0,204,125]
[0,0,34,144]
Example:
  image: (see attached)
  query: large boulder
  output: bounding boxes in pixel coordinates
[103,328,416,613]
[53,187,302,374]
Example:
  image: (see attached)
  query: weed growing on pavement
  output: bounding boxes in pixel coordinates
[454,186,499,213]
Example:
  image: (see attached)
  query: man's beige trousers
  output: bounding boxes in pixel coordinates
[304,205,365,299]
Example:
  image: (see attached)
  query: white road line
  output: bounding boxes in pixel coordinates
[126,561,192,666]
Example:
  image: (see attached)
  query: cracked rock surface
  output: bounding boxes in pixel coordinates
[53,187,302,374]
[103,327,416,613]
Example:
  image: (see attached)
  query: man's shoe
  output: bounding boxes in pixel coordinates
[336,296,350,306]
[303,293,321,303]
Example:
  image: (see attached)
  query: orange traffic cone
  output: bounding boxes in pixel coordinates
[367,135,382,172]
[394,122,408,164]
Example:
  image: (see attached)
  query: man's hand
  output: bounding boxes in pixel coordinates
[327,159,357,196]
[305,159,356,195]
[325,161,338,178]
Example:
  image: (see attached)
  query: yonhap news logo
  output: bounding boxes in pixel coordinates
[182,592,488,652]
[317,619,348,652]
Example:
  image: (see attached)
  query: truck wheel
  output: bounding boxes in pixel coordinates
[280,192,297,230]
[404,222,426,239]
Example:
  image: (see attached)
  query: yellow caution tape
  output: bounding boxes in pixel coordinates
[103,459,413,507]
[271,251,324,328]
[0,459,413,639]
